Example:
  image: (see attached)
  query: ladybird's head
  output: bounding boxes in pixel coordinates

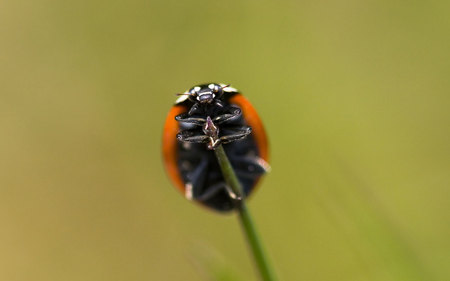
[175,83,237,105]
[188,83,223,104]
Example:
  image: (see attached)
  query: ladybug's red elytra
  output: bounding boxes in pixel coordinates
[162,83,269,212]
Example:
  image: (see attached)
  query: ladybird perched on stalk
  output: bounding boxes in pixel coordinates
[162,83,269,212]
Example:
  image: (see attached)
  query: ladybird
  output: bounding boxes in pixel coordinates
[162,83,269,212]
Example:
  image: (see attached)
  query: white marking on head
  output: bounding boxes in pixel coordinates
[175,91,190,104]
[198,91,215,98]
[220,84,238,92]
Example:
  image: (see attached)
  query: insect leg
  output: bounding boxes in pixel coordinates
[175,113,206,126]
[219,126,252,144]
[212,105,242,124]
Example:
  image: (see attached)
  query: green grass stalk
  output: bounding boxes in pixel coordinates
[214,144,277,281]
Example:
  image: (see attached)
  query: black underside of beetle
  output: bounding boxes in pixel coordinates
[177,134,264,211]
[176,92,266,211]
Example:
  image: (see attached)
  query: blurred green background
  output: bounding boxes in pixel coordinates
[1,0,449,280]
